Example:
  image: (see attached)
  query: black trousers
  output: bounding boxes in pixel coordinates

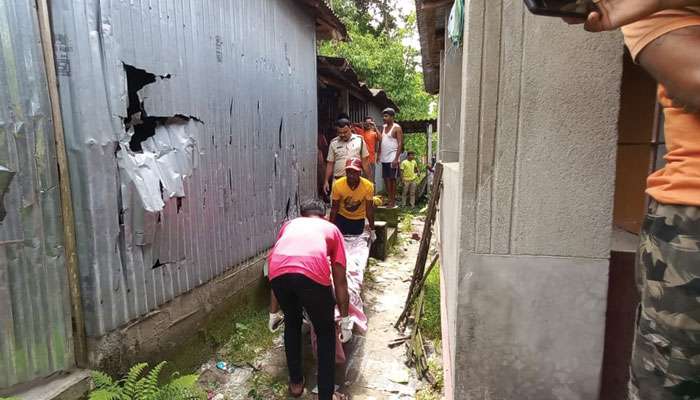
[271,274,336,400]
[335,214,365,235]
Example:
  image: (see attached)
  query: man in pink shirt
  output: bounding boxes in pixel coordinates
[267,200,351,400]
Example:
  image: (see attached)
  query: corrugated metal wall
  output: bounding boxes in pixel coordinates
[51,0,318,337]
[0,0,75,389]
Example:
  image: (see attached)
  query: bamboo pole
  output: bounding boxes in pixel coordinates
[395,163,443,329]
[35,0,88,367]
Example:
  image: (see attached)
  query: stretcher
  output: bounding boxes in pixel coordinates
[311,232,371,363]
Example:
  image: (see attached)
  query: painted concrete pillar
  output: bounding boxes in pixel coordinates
[439,0,623,398]
[438,42,463,163]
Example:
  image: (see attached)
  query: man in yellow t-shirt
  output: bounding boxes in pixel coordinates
[400,151,420,208]
[330,158,375,237]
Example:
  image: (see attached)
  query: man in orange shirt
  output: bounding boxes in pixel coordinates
[568,1,700,398]
[355,116,381,183]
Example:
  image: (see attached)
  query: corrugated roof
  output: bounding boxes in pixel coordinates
[416,0,454,94]
[396,118,438,133]
[295,0,348,40]
[317,56,399,112]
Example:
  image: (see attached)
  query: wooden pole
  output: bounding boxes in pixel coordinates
[395,163,443,329]
[427,123,433,165]
[395,254,439,328]
[35,0,88,367]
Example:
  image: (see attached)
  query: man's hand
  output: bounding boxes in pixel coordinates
[324,181,330,195]
[564,0,700,32]
[268,311,284,333]
[391,159,399,168]
[369,229,377,243]
[339,316,354,343]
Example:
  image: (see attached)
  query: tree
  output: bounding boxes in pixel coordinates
[321,1,436,120]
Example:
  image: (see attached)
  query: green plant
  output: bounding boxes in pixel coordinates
[89,361,204,400]
[247,371,286,400]
[321,2,437,120]
[212,306,277,365]
[0,397,21,400]
[419,263,442,341]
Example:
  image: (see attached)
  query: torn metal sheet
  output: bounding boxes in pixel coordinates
[51,0,319,336]
[0,166,16,222]
[118,119,199,212]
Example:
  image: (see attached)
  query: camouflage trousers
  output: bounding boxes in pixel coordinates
[629,201,700,400]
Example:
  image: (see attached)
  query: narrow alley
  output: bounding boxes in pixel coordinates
[195,212,443,400]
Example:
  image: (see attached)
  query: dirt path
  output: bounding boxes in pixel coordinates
[202,217,427,399]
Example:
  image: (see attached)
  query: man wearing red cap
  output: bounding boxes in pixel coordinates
[330,158,376,237]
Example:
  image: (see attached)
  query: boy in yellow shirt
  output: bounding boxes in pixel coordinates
[330,158,376,237]
[400,151,419,208]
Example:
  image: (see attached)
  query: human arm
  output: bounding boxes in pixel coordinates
[268,291,284,332]
[331,262,349,318]
[638,25,700,112]
[566,0,700,31]
[330,199,340,224]
[392,126,404,168]
[270,291,280,313]
[366,199,375,232]
[324,161,334,194]
[362,157,371,178]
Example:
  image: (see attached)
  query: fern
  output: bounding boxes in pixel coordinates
[92,370,116,389]
[88,362,203,400]
[139,361,167,399]
[88,388,122,400]
[122,363,148,399]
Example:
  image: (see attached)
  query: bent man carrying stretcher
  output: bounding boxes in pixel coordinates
[267,200,352,400]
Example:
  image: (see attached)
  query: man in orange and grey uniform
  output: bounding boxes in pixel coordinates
[567,1,700,398]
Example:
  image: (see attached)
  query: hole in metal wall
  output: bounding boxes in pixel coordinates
[278,117,283,148]
[176,197,184,213]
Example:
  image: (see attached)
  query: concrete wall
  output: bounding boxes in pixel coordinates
[437,0,623,398]
[437,162,461,400]
[437,41,463,163]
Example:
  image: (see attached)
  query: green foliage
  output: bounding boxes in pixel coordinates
[419,263,442,341]
[88,362,204,400]
[405,133,438,164]
[0,397,21,400]
[209,305,276,365]
[321,1,436,120]
[247,371,286,400]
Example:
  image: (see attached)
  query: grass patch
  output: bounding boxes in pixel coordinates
[247,371,286,400]
[419,263,442,341]
[207,305,277,365]
[416,389,442,400]
[365,258,378,283]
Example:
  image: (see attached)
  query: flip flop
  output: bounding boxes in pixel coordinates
[332,392,348,400]
[289,377,305,398]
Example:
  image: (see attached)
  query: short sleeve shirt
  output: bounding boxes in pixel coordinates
[359,129,381,164]
[267,217,347,286]
[327,135,369,177]
[622,8,700,206]
[332,177,374,220]
[401,159,418,182]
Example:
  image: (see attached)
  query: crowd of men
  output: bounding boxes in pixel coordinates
[319,107,426,210]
